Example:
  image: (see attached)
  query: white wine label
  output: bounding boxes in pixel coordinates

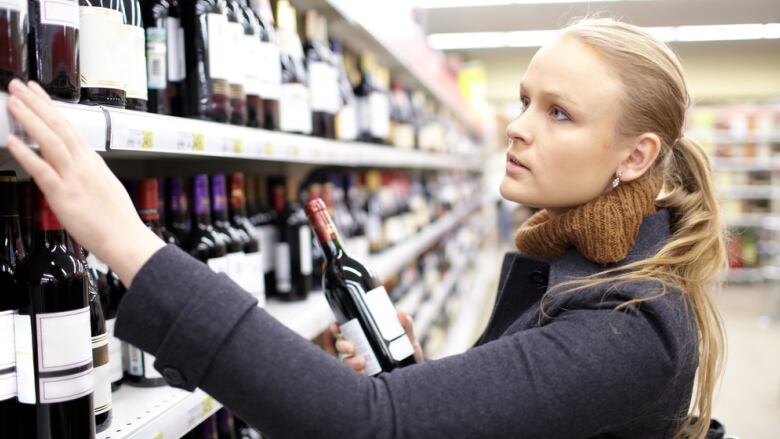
[36,307,92,373]
[226,21,245,86]
[336,103,358,141]
[339,319,381,376]
[0,0,27,13]
[259,225,277,272]
[40,0,79,29]
[207,13,229,80]
[105,318,123,383]
[146,27,167,90]
[364,287,405,342]
[257,42,281,100]
[91,333,111,415]
[165,17,186,81]
[226,252,244,286]
[388,336,415,363]
[126,345,162,379]
[309,62,335,113]
[39,367,93,403]
[369,92,391,139]
[279,83,312,134]
[14,314,35,403]
[79,6,125,89]
[243,251,265,303]
[0,310,16,400]
[124,24,148,100]
[207,255,229,274]
[275,242,291,294]
[244,36,263,95]
[298,226,313,276]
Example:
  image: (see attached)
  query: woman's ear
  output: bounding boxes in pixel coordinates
[618,133,662,182]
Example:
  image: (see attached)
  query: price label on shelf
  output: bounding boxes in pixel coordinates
[263,142,274,156]
[142,130,154,149]
[201,395,216,416]
[233,139,244,154]
[221,137,243,154]
[176,132,193,151]
[152,433,164,439]
[192,133,205,152]
[290,144,301,158]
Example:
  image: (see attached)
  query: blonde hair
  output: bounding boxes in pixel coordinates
[551,17,728,438]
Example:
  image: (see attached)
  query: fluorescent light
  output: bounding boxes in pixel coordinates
[413,0,630,8]
[428,23,780,50]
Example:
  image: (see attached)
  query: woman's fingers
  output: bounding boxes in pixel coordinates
[343,355,366,374]
[6,95,74,175]
[8,80,83,157]
[335,339,355,356]
[6,134,62,192]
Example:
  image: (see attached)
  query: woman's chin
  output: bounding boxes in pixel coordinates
[499,178,534,206]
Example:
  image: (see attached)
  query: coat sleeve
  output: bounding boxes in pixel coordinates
[115,245,687,439]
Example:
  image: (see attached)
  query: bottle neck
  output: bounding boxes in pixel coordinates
[308,206,346,261]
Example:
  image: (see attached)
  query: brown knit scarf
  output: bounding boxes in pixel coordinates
[514,174,664,265]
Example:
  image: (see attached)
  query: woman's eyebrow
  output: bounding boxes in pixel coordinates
[519,83,580,110]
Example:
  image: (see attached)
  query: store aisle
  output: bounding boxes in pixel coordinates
[713,283,780,438]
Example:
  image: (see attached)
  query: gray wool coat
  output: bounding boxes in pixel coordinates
[115,208,698,438]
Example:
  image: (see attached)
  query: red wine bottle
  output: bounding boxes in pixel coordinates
[247,175,277,297]
[225,0,247,126]
[0,172,24,439]
[154,177,180,246]
[121,0,147,111]
[185,174,229,268]
[248,0,279,130]
[216,407,236,439]
[0,0,28,90]
[141,0,186,115]
[75,245,112,433]
[28,0,80,102]
[211,174,245,284]
[236,0,261,127]
[78,0,126,107]
[14,187,95,438]
[275,0,310,135]
[229,173,265,305]
[17,181,33,252]
[165,176,191,244]
[182,0,229,122]
[272,178,311,301]
[305,198,417,375]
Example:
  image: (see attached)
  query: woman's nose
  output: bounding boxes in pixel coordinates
[506,113,533,147]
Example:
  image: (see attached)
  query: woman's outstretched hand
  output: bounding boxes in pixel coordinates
[330,308,424,374]
[5,79,164,287]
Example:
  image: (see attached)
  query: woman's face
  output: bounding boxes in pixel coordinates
[500,35,633,214]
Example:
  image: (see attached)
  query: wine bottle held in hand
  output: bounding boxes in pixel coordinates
[305,198,417,375]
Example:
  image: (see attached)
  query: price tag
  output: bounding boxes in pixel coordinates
[176,132,193,151]
[142,130,154,149]
[201,395,216,416]
[312,145,322,160]
[192,133,205,152]
[263,142,274,156]
[126,128,143,149]
[290,145,300,157]
[233,139,243,153]
[152,433,164,439]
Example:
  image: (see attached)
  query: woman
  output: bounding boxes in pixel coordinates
[4,17,725,439]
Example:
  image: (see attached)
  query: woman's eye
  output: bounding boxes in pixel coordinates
[520,97,529,111]
[551,107,570,121]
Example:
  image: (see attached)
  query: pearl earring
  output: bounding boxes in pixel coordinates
[612,170,623,188]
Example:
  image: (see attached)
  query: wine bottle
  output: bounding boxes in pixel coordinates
[123,178,167,387]
[78,0,125,107]
[103,267,124,390]
[16,180,33,259]
[275,0,310,135]
[272,177,311,301]
[76,246,112,432]
[0,0,28,90]
[305,183,324,292]
[248,0,279,130]
[333,40,358,142]
[29,0,80,102]
[355,53,390,144]
[365,170,384,253]
[121,0,147,111]
[155,177,180,246]
[389,79,415,149]
[216,407,236,439]
[141,0,186,115]
[165,176,191,244]
[15,187,95,438]
[0,172,24,439]
[247,175,277,297]
[185,174,229,269]
[236,0,261,127]
[305,198,416,375]
[229,173,265,306]
[182,0,229,122]
[304,10,334,139]
[225,0,247,126]
[210,174,245,285]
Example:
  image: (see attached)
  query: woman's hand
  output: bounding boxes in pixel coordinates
[5,79,164,286]
[330,308,423,374]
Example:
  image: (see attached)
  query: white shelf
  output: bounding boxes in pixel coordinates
[687,129,780,144]
[712,157,780,171]
[413,262,465,339]
[717,185,780,200]
[724,268,765,283]
[724,214,780,229]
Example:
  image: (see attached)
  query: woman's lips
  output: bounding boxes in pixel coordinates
[506,154,530,174]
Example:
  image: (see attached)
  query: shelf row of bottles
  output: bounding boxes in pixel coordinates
[688,103,780,146]
[727,227,777,270]
[0,0,476,153]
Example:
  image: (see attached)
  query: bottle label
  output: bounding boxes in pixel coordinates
[226,252,244,286]
[364,287,414,361]
[226,21,245,86]
[124,24,148,100]
[207,13,229,80]
[259,225,276,272]
[165,17,186,82]
[336,102,358,141]
[146,27,167,90]
[207,255,229,274]
[243,251,266,305]
[243,36,263,95]
[91,332,111,415]
[309,62,337,113]
[369,92,391,139]
[78,6,125,90]
[299,226,313,276]
[40,0,79,29]
[14,314,35,403]
[257,42,281,100]
[339,319,381,376]
[279,83,312,134]
[105,318,123,383]
[126,344,162,379]
[0,0,27,13]
[0,310,16,401]
[275,242,291,294]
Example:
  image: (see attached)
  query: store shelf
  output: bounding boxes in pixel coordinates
[396,284,426,316]
[724,213,780,229]
[717,185,780,200]
[687,129,780,144]
[414,261,466,338]
[724,268,765,283]
[712,157,780,171]
[763,266,780,281]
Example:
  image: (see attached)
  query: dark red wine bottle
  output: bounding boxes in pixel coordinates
[305,198,417,375]
[216,408,236,439]
[14,187,95,438]
[165,176,191,244]
[78,0,126,107]
[121,0,147,111]
[185,174,229,268]
[304,10,335,139]
[28,0,80,102]
[154,177,180,246]
[0,172,24,439]
[247,175,277,297]
[17,181,33,252]
[211,174,244,285]
[0,1,28,90]
[272,178,311,301]
[182,0,229,122]
[225,0,247,126]
[247,0,279,130]
[229,173,265,304]
[141,0,186,115]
